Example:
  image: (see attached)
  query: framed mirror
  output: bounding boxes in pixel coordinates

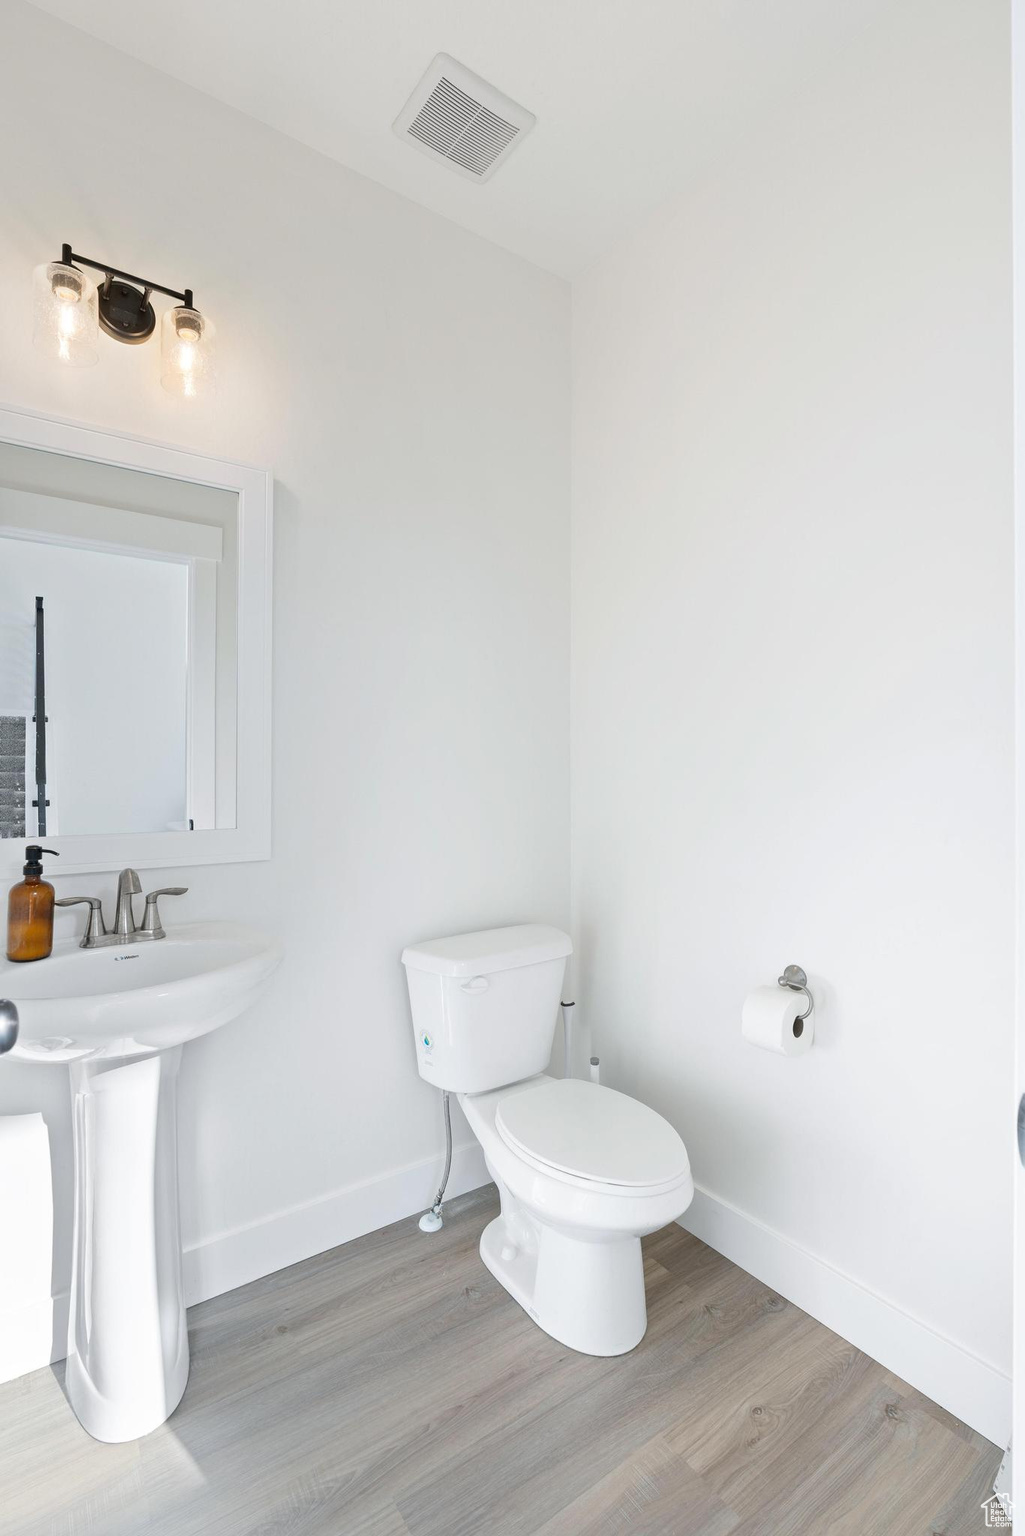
[0,405,271,876]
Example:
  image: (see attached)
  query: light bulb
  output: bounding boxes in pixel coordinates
[33,261,98,366]
[52,272,82,303]
[161,305,213,398]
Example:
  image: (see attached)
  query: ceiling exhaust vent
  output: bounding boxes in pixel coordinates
[393,54,536,183]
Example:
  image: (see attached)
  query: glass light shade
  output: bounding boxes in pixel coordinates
[33,261,99,366]
[160,305,213,398]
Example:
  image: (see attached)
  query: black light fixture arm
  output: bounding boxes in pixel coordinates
[60,244,193,309]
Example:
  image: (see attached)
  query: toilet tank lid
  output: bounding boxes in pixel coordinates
[401,924,572,977]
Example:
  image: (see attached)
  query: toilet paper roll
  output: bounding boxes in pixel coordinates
[741,985,813,1056]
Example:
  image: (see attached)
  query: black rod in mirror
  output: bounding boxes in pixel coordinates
[33,595,47,838]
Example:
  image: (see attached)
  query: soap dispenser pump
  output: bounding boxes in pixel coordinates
[7,845,60,963]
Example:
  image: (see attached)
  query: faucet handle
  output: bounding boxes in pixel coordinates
[0,1000,19,1056]
[140,887,188,940]
[55,896,107,948]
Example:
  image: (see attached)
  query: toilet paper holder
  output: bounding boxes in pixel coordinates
[777,964,814,1021]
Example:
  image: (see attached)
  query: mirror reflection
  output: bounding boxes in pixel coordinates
[0,443,238,838]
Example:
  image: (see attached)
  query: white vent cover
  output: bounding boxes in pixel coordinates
[393,53,535,183]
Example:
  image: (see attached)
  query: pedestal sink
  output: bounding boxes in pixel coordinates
[0,921,282,1442]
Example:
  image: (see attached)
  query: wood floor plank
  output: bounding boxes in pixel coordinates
[531,1433,739,1536]
[723,1381,982,1536]
[927,1438,1007,1536]
[0,1187,999,1536]
[395,1274,814,1534]
[240,1471,412,1536]
[666,1320,874,1511]
[0,1367,147,1536]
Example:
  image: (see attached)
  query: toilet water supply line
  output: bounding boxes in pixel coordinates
[419,1090,453,1232]
[418,998,600,1234]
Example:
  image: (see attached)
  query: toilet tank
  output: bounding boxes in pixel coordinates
[401,924,572,1094]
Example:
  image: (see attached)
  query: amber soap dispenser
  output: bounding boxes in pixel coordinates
[6,845,60,962]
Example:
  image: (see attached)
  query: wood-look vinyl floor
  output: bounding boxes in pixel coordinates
[0,1186,1002,1535]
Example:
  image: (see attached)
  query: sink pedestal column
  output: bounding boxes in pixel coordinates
[66,1047,189,1442]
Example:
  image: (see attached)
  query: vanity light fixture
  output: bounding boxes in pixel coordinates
[33,244,214,398]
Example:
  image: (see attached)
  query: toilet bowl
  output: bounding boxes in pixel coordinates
[401,923,692,1356]
[460,1074,693,1355]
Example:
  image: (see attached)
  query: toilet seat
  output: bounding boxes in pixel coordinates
[495,1078,689,1193]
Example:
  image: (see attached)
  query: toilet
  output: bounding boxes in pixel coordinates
[401,924,694,1356]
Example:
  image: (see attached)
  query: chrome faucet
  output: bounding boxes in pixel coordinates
[56,870,188,949]
[113,868,142,939]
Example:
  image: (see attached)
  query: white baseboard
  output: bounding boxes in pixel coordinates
[182,1138,489,1305]
[0,1139,490,1386]
[680,1185,1010,1449]
[0,1291,70,1386]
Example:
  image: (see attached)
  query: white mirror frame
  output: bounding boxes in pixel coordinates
[0,404,271,877]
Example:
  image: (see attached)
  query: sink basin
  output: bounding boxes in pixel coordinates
[1,921,283,1062]
[0,921,282,1444]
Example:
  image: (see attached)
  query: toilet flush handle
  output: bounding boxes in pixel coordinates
[460,976,489,995]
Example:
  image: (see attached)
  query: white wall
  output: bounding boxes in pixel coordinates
[571,0,1013,1439]
[0,0,569,1370]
